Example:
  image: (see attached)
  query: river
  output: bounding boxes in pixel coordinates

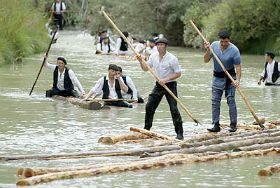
[0,31,279,187]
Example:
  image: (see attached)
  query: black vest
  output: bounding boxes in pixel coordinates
[120,38,128,51]
[100,40,111,53]
[122,76,132,94]
[102,76,123,99]
[264,61,279,83]
[53,66,74,91]
[54,2,63,12]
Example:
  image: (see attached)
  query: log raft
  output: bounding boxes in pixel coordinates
[16,148,280,186]
[52,96,106,110]
[258,163,280,176]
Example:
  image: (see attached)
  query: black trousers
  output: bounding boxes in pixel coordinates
[46,88,79,98]
[104,101,132,108]
[145,82,183,135]
[53,14,64,30]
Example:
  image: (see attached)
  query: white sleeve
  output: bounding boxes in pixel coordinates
[96,43,102,51]
[172,56,181,73]
[114,38,122,54]
[68,69,85,93]
[260,68,265,77]
[90,77,104,95]
[44,61,56,71]
[62,2,66,10]
[126,76,138,100]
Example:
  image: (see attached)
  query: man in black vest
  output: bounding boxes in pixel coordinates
[44,56,85,98]
[83,64,132,108]
[258,51,280,86]
[51,0,66,30]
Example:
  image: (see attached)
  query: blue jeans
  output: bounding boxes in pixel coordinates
[212,76,237,126]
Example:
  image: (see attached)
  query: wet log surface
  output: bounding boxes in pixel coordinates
[258,163,280,176]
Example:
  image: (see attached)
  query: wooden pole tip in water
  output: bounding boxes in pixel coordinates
[258,169,272,176]
[23,168,34,178]
[98,137,113,144]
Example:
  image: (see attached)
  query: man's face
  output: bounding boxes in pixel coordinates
[156,43,167,53]
[220,38,230,50]
[108,69,117,78]
[57,60,65,70]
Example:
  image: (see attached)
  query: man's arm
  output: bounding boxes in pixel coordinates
[204,42,211,63]
[233,64,241,87]
[136,55,149,71]
[116,76,128,93]
[126,76,138,100]
[68,70,85,94]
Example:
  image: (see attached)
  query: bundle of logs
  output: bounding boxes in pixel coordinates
[3,120,279,186]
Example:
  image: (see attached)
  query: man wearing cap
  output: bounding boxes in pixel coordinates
[204,31,241,133]
[51,0,66,30]
[145,38,158,59]
[44,56,85,98]
[258,51,280,86]
[96,36,114,54]
[137,37,184,140]
[83,64,132,108]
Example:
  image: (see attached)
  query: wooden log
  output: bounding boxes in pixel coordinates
[98,133,151,144]
[52,95,103,110]
[269,120,280,125]
[258,163,280,176]
[16,148,280,186]
[130,127,177,141]
[141,135,280,158]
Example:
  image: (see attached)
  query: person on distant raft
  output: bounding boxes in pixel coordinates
[44,56,85,98]
[95,36,114,55]
[83,64,133,108]
[258,51,280,86]
[136,37,184,140]
[51,0,66,30]
[113,32,129,55]
[204,31,241,133]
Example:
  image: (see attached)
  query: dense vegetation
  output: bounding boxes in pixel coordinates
[0,0,48,65]
[2,0,280,65]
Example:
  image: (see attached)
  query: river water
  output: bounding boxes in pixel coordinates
[0,31,279,187]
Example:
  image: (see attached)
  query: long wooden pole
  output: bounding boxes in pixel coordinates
[29,30,57,96]
[190,20,264,128]
[101,9,200,125]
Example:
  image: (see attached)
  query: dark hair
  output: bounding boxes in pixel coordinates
[57,57,67,65]
[266,51,275,59]
[108,64,119,71]
[117,66,122,72]
[218,31,230,39]
[122,32,129,38]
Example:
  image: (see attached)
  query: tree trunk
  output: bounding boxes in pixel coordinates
[258,163,280,176]
[16,148,280,186]
[130,127,177,141]
[98,133,151,144]
[52,96,103,110]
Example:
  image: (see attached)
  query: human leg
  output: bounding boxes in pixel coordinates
[208,87,223,132]
[144,86,163,130]
[226,85,237,132]
[165,82,183,140]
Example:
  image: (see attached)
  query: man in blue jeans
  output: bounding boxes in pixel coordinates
[204,31,241,132]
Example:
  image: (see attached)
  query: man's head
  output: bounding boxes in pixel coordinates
[265,51,275,61]
[155,37,168,54]
[108,64,119,78]
[57,57,67,71]
[148,38,156,48]
[218,31,230,50]
[116,66,123,76]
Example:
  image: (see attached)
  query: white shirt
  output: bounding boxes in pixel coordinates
[145,46,158,57]
[45,62,85,93]
[122,76,138,100]
[89,75,126,99]
[260,60,280,84]
[96,42,114,54]
[52,2,66,14]
[147,51,181,81]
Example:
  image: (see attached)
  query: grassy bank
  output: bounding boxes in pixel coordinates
[0,0,48,66]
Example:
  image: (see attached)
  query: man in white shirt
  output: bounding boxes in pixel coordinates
[116,66,144,103]
[96,36,114,54]
[84,64,132,108]
[45,56,85,98]
[145,38,158,60]
[113,32,129,55]
[258,51,280,86]
[137,38,184,140]
[51,0,66,30]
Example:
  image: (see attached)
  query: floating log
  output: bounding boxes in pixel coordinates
[16,148,280,186]
[98,133,151,144]
[258,163,280,176]
[130,127,177,141]
[52,95,103,110]
[270,120,280,125]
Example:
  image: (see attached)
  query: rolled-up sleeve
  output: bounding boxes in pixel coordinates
[68,70,85,93]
